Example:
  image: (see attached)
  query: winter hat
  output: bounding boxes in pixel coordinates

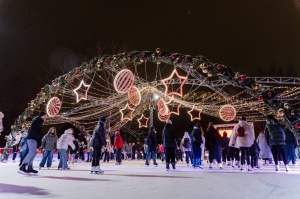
[195,122,201,128]
[240,116,246,121]
[39,111,47,117]
[99,116,106,123]
[166,119,172,124]
[115,131,120,136]
[65,128,73,134]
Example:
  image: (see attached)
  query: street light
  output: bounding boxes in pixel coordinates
[149,94,160,131]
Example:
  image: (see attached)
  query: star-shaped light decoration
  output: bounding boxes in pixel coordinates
[73,80,91,103]
[187,105,202,121]
[166,98,182,116]
[161,69,187,97]
[137,114,149,128]
[120,103,135,121]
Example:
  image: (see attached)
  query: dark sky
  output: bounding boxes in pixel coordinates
[1,0,300,139]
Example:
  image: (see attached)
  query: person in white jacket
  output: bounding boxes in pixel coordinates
[57,128,75,170]
[230,116,254,171]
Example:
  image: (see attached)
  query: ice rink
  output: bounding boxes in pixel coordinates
[1,155,300,199]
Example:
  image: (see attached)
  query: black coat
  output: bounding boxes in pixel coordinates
[250,140,260,155]
[162,123,179,148]
[205,126,222,150]
[284,128,297,148]
[191,127,202,147]
[91,121,106,147]
[146,130,157,151]
[265,119,286,146]
[27,116,44,142]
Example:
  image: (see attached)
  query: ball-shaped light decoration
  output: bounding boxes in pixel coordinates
[46,97,62,117]
[219,105,236,122]
[157,99,166,110]
[114,69,135,93]
[158,110,170,122]
[128,86,141,106]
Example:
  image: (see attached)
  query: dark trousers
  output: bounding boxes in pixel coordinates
[185,151,192,164]
[229,147,240,161]
[286,146,296,164]
[92,146,101,166]
[103,151,109,162]
[164,147,176,164]
[12,144,19,161]
[251,154,259,168]
[208,149,221,164]
[240,147,250,165]
[271,145,288,165]
[116,148,122,163]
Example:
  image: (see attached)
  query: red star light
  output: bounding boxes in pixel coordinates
[137,114,149,128]
[120,103,135,121]
[162,69,187,97]
[187,105,202,121]
[73,80,91,103]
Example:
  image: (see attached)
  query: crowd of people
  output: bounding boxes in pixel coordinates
[7,111,299,175]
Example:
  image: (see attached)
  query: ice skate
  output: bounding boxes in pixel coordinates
[94,166,104,174]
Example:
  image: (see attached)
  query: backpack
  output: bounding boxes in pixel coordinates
[183,138,190,148]
[237,125,246,137]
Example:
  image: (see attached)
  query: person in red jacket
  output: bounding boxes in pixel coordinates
[114,130,123,165]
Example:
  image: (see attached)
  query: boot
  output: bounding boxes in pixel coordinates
[219,163,223,170]
[240,165,244,171]
[247,165,252,171]
[145,162,149,166]
[236,161,240,168]
[285,165,290,172]
[166,162,170,171]
[27,166,38,174]
[171,162,176,170]
[209,163,212,169]
[275,165,279,171]
[18,164,28,174]
[94,166,104,174]
[153,162,158,166]
[91,166,95,173]
[227,160,232,166]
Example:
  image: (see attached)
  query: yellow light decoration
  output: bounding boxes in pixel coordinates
[137,114,149,128]
[119,103,135,121]
[128,86,141,106]
[161,69,187,97]
[73,80,91,103]
[114,69,135,93]
[187,105,202,121]
[46,97,62,117]
[219,105,236,122]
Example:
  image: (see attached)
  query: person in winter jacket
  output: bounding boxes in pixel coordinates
[191,122,203,169]
[90,116,106,173]
[228,134,240,168]
[145,126,158,166]
[39,127,58,169]
[19,131,28,166]
[162,119,180,171]
[265,115,289,171]
[284,127,298,165]
[180,131,192,166]
[69,137,79,164]
[230,116,254,171]
[250,139,260,169]
[256,129,273,166]
[57,128,75,170]
[206,122,223,169]
[114,130,123,165]
[103,139,111,163]
[18,111,47,175]
[221,131,230,165]
[86,138,93,162]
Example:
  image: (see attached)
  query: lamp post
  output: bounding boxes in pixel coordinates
[149,94,160,131]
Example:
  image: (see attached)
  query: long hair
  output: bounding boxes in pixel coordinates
[206,122,214,131]
[46,127,57,137]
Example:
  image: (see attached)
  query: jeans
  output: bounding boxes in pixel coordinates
[240,147,250,165]
[12,144,19,161]
[146,150,157,164]
[286,146,296,164]
[192,142,202,167]
[39,150,54,167]
[58,149,68,169]
[185,151,192,164]
[22,139,37,167]
[116,148,122,163]
[87,152,93,161]
[271,145,288,165]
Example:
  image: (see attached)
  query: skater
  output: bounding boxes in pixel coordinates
[145,126,158,166]
[191,122,203,169]
[39,127,58,169]
[230,116,254,171]
[257,129,272,166]
[90,116,106,174]
[205,122,223,169]
[57,128,75,170]
[265,115,290,172]
[180,132,192,166]
[19,131,28,166]
[18,111,47,175]
[250,139,260,169]
[86,139,93,162]
[114,130,123,165]
[284,127,297,166]
[103,139,111,163]
[162,119,180,171]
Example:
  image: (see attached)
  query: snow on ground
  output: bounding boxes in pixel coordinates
[1,155,300,199]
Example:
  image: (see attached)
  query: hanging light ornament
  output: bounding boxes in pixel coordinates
[219,105,236,122]
[114,69,135,93]
[73,80,91,103]
[161,69,187,97]
[119,103,135,121]
[46,97,62,117]
[137,114,149,128]
[187,105,202,121]
[128,86,141,106]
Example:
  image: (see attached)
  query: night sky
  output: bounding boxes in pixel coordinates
[1,0,300,142]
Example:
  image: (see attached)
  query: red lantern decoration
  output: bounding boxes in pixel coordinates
[217,65,222,70]
[75,73,79,77]
[240,75,246,81]
[127,55,131,60]
[268,92,272,98]
[295,123,300,129]
[258,96,263,101]
[27,103,31,107]
[104,61,109,65]
[171,55,176,60]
